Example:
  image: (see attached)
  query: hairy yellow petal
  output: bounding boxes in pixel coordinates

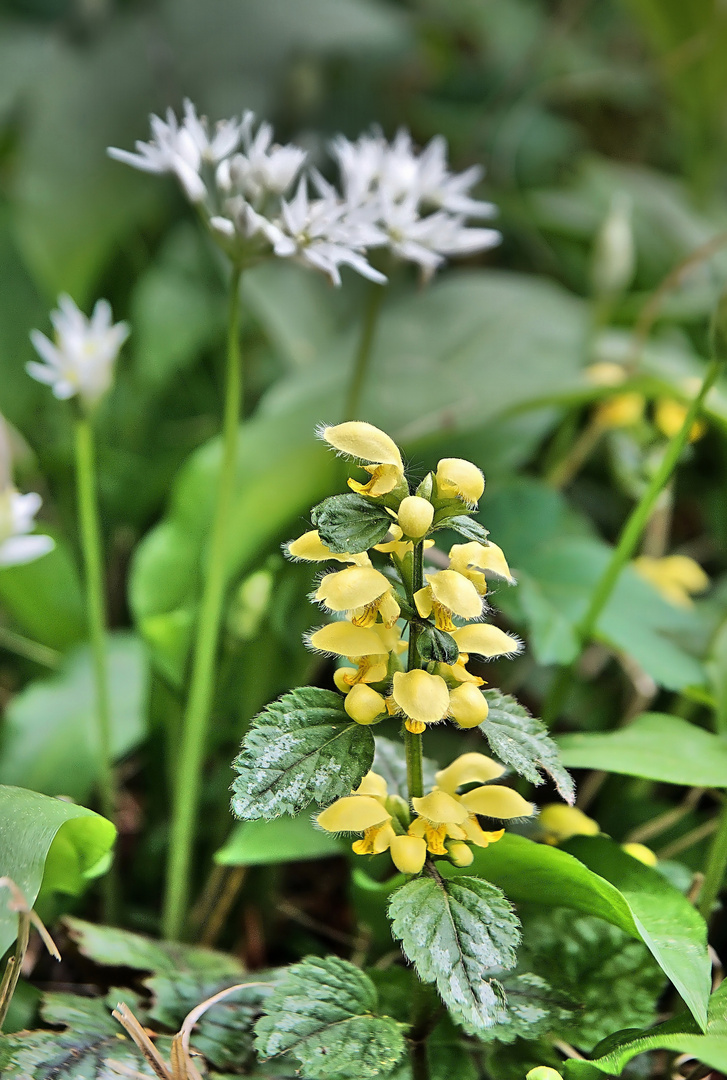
[412,789,469,826]
[354,771,389,799]
[391,669,450,725]
[308,622,388,658]
[321,421,403,468]
[344,683,387,725]
[390,834,427,874]
[426,570,483,621]
[435,752,505,794]
[286,530,367,565]
[316,565,391,612]
[449,540,515,585]
[451,623,521,658]
[317,795,390,833]
[448,683,489,729]
[460,785,534,819]
[435,458,485,507]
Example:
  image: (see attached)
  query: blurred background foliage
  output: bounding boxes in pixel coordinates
[2,0,727,952]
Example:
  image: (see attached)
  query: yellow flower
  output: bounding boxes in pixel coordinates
[435,458,485,508]
[435,654,484,686]
[654,398,706,443]
[414,569,483,631]
[459,785,534,819]
[315,565,401,628]
[594,392,644,429]
[538,803,599,845]
[317,794,391,833]
[435,752,506,793]
[389,834,427,874]
[285,530,369,565]
[319,421,405,497]
[410,787,505,853]
[450,623,522,659]
[448,540,515,592]
[390,669,451,734]
[344,683,387,725]
[447,682,489,728]
[308,622,390,686]
[622,842,657,866]
[633,554,709,608]
[397,495,434,539]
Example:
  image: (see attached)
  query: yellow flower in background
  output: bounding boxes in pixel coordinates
[319,421,405,496]
[390,669,451,733]
[538,803,599,845]
[622,842,657,866]
[414,569,483,631]
[633,554,709,608]
[654,398,706,443]
[586,361,628,388]
[434,457,485,507]
[315,565,401,627]
[594,392,644,429]
[448,540,516,593]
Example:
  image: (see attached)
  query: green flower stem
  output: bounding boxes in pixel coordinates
[343,280,385,422]
[163,266,243,941]
[698,796,727,923]
[405,541,425,801]
[0,910,29,1030]
[74,414,117,921]
[543,354,721,724]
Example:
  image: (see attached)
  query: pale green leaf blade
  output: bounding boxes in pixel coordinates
[482,689,575,802]
[254,956,406,1079]
[216,813,345,866]
[388,873,521,1034]
[231,687,375,820]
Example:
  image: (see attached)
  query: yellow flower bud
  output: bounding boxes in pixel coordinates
[344,683,387,725]
[459,785,534,820]
[435,753,505,794]
[622,842,657,867]
[538,804,599,843]
[435,458,485,508]
[320,421,403,469]
[585,361,627,387]
[527,1069,565,1080]
[317,795,390,833]
[390,834,427,874]
[451,623,521,659]
[391,669,451,727]
[308,622,388,659]
[448,683,489,728]
[446,841,474,867]
[397,495,434,539]
[412,789,469,826]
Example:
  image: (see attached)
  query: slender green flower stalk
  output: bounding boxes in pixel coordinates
[343,280,385,422]
[162,267,243,941]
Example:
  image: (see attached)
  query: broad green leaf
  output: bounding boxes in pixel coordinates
[0,634,148,801]
[565,980,727,1078]
[231,687,375,820]
[254,956,406,1079]
[0,534,85,652]
[311,492,393,554]
[482,689,575,803]
[558,712,727,786]
[0,788,115,957]
[216,812,345,866]
[479,973,575,1046]
[0,992,159,1079]
[433,514,489,544]
[388,873,521,1034]
[446,833,710,1029]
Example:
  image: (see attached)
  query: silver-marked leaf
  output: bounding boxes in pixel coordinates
[231,687,375,820]
[481,972,575,1045]
[311,493,393,554]
[388,873,521,1034]
[254,956,406,1079]
[482,689,575,803]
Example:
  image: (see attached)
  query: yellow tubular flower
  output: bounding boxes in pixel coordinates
[319,421,405,497]
[435,458,485,508]
[448,682,489,728]
[397,496,434,539]
[451,623,522,659]
[414,569,483,631]
[389,834,427,874]
[309,622,389,687]
[317,795,391,832]
[633,554,709,608]
[435,753,505,794]
[538,804,599,844]
[459,785,534,820]
[344,683,387,725]
[286,530,369,566]
[410,790,470,854]
[391,669,451,734]
[448,540,515,592]
[654,399,706,442]
[352,821,396,855]
[622,842,657,866]
[315,565,400,628]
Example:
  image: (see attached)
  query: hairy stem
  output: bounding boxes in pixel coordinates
[163,267,243,940]
[405,540,425,800]
[75,415,117,921]
[343,281,384,422]
[698,797,727,923]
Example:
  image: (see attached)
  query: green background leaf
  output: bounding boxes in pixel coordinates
[216,813,345,866]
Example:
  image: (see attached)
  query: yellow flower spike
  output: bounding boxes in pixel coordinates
[435,752,506,794]
[446,840,474,867]
[344,683,387,725]
[594,392,644,429]
[354,771,390,799]
[538,804,599,843]
[307,622,388,660]
[414,569,483,631]
[459,785,534,820]
[390,834,427,874]
[391,669,451,728]
[448,683,489,729]
[451,623,522,659]
[622,842,658,867]
[319,421,405,497]
[352,821,397,856]
[412,789,470,826]
[317,795,391,833]
[286,530,369,566]
[448,540,516,590]
[397,496,434,540]
[633,554,709,608]
[654,399,706,443]
[435,458,485,508]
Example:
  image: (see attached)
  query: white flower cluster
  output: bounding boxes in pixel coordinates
[0,417,54,569]
[29,295,129,408]
[108,101,500,284]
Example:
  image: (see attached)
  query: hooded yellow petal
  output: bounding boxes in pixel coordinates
[344,683,387,725]
[317,795,391,833]
[622,842,657,867]
[435,458,485,507]
[286,530,367,565]
[435,752,505,794]
[349,464,403,497]
[390,834,427,874]
[308,622,388,658]
[460,785,534,819]
[427,570,483,621]
[447,683,489,729]
[316,565,391,612]
[451,623,521,658]
[321,422,403,468]
[413,587,433,619]
[397,496,434,539]
[354,771,389,799]
[460,819,504,848]
[449,541,515,585]
[391,669,450,725]
[412,789,469,826]
[538,804,598,842]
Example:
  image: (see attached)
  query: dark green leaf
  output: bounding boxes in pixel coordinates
[231,687,375,820]
[558,713,727,786]
[482,689,575,803]
[388,873,521,1034]
[311,493,393,554]
[254,956,406,1079]
[416,624,459,664]
[215,813,345,867]
[433,514,490,543]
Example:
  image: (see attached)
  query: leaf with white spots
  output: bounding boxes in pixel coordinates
[388,872,521,1034]
[231,687,375,820]
[482,689,575,803]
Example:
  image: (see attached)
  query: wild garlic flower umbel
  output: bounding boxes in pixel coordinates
[29,295,129,408]
[0,416,53,568]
